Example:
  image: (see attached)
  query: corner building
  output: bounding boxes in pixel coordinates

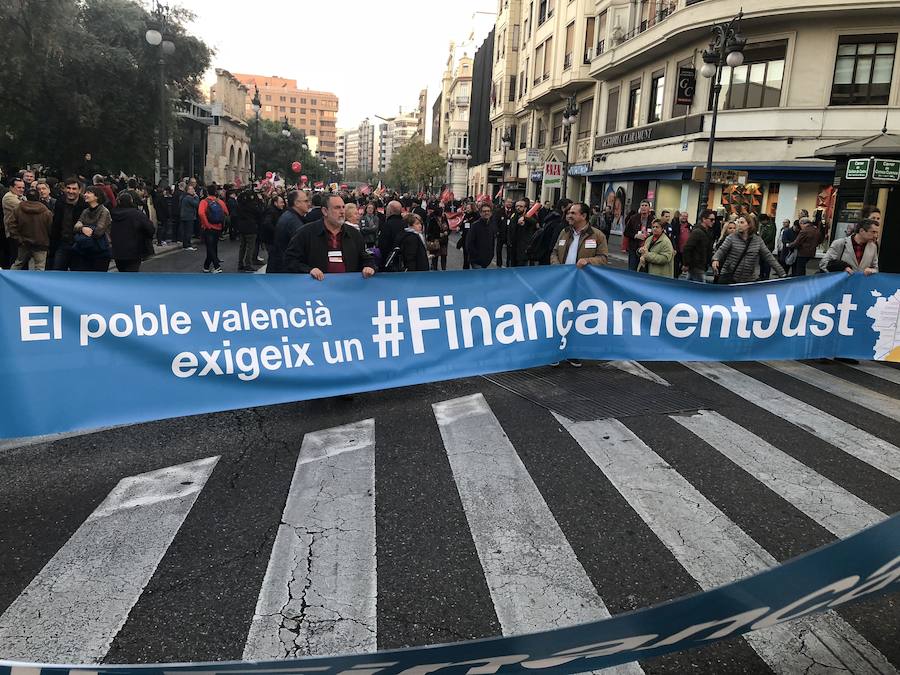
[486,0,898,241]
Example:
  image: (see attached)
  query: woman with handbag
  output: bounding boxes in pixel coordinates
[712,215,785,284]
[426,206,450,270]
[109,192,155,272]
[819,218,879,276]
[637,219,674,277]
[73,186,112,272]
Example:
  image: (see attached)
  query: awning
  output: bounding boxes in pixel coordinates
[587,162,835,184]
[814,132,900,158]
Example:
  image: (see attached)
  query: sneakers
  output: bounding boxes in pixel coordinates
[550,361,560,367]
[567,359,583,368]
[254,258,265,265]
[211,266,223,274]
[202,266,211,273]
[185,246,198,251]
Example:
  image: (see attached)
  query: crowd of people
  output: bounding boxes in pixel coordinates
[0,167,881,283]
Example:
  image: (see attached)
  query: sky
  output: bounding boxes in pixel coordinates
[181,0,497,142]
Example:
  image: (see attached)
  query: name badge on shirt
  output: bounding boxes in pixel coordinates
[558,239,566,247]
[328,251,344,263]
[585,240,597,249]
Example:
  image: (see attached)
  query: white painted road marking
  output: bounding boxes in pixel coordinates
[763,360,900,423]
[243,419,377,659]
[557,414,895,674]
[0,456,219,663]
[848,360,900,386]
[433,393,644,675]
[685,361,900,482]
[673,410,886,538]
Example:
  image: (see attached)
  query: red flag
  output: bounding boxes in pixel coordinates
[446,211,464,231]
[526,201,542,219]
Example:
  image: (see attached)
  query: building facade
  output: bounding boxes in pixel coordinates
[228,73,338,159]
[336,130,346,174]
[481,0,899,244]
[442,52,474,197]
[206,69,252,185]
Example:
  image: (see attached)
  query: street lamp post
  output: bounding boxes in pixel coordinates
[501,128,512,201]
[145,1,175,188]
[697,11,746,223]
[282,116,291,138]
[560,95,579,202]
[251,86,261,181]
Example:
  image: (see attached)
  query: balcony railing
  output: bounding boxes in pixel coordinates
[583,47,593,64]
[456,96,470,106]
[613,1,678,46]
[596,39,605,56]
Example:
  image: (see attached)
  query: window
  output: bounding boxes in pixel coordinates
[597,11,607,55]
[525,1,533,39]
[509,126,517,148]
[578,98,593,138]
[537,118,547,147]
[712,40,787,110]
[265,95,271,101]
[648,70,665,122]
[525,57,530,92]
[519,121,529,148]
[290,97,296,103]
[265,105,272,112]
[551,112,562,144]
[290,107,296,113]
[831,34,896,105]
[627,78,642,128]
[564,22,575,70]
[509,75,517,101]
[290,117,296,124]
[300,98,307,104]
[280,96,286,102]
[512,24,520,51]
[311,98,317,105]
[538,0,547,23]
[300,108,306,114]
[534,43,544,84]
[519,69,525,98]
[605,87,619,133]
[543,37,553,80]
[584,17,595,63]
[279,105,286,112]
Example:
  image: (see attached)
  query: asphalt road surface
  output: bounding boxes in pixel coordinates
[1,234,898,672]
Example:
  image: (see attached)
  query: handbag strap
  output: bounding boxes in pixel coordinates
[726,235,753,273]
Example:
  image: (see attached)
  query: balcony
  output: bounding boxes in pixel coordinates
[456,96,470,106]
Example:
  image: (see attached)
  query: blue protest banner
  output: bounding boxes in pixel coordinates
[1,268,898,439]
[1,512,897,674]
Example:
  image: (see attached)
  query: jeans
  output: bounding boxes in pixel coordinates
[179,220,194,248]
[495,240,506,267]
[431,254,447,271]
[12,245,48,271]
[239,233,257,269]
[759,259,771,280]
[52,244,76,271]
[75,255,111,272]
[203,229,221,270]
[688,269,706,283]
[628,249,640,271]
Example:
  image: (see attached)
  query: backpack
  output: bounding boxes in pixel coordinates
[206,198,225,225]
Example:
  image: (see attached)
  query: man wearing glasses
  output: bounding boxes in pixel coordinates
[681,208,715,283]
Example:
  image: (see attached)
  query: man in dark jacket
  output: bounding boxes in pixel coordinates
[267,190,310,273]
[284,194,375,279]
[681,209,715,282]
[787,217,819,276]
[534,199,571,265]
[467,203,496,269]
[376,200,405,270]
[623,200,652,271]
[235,189,264,272]
[50,177,86,270]
[492,199,513,267]
[509,199,538,267]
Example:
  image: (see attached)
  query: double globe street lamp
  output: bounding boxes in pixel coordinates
[251,86,261,181]
[145,1,175,188]
[697,11,746,222]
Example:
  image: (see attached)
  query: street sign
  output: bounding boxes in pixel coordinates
[691,167,748,185]
[526,148,541,166]
[846,158,870,179]
[543,161,563,187]
[873,158,900,181]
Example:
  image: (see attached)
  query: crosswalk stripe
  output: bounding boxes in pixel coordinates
[0,456,219,663]
[609,361,672,387]
[762,360,900,422]
[847,361,900,386]
[243,419,377,659]
[684,361,900,482]
[556,414,896,674]
[672,410,886,538]
[433,394,644,675]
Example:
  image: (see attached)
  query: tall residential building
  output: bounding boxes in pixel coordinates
[377,107,423,173]
[343,129,360,175]
[417,88,428,140]
[336,130,347,174]
[438,47,474,196]
[228,73,338,159]
[487,0,899,257]
[358,118,376,176]
[431,93,443,146]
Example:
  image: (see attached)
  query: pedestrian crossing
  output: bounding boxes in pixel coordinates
[0,360,898,671]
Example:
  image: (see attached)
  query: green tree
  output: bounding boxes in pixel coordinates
[0,0,211,177]
[386,141,446,192]
[251,119,327,183]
